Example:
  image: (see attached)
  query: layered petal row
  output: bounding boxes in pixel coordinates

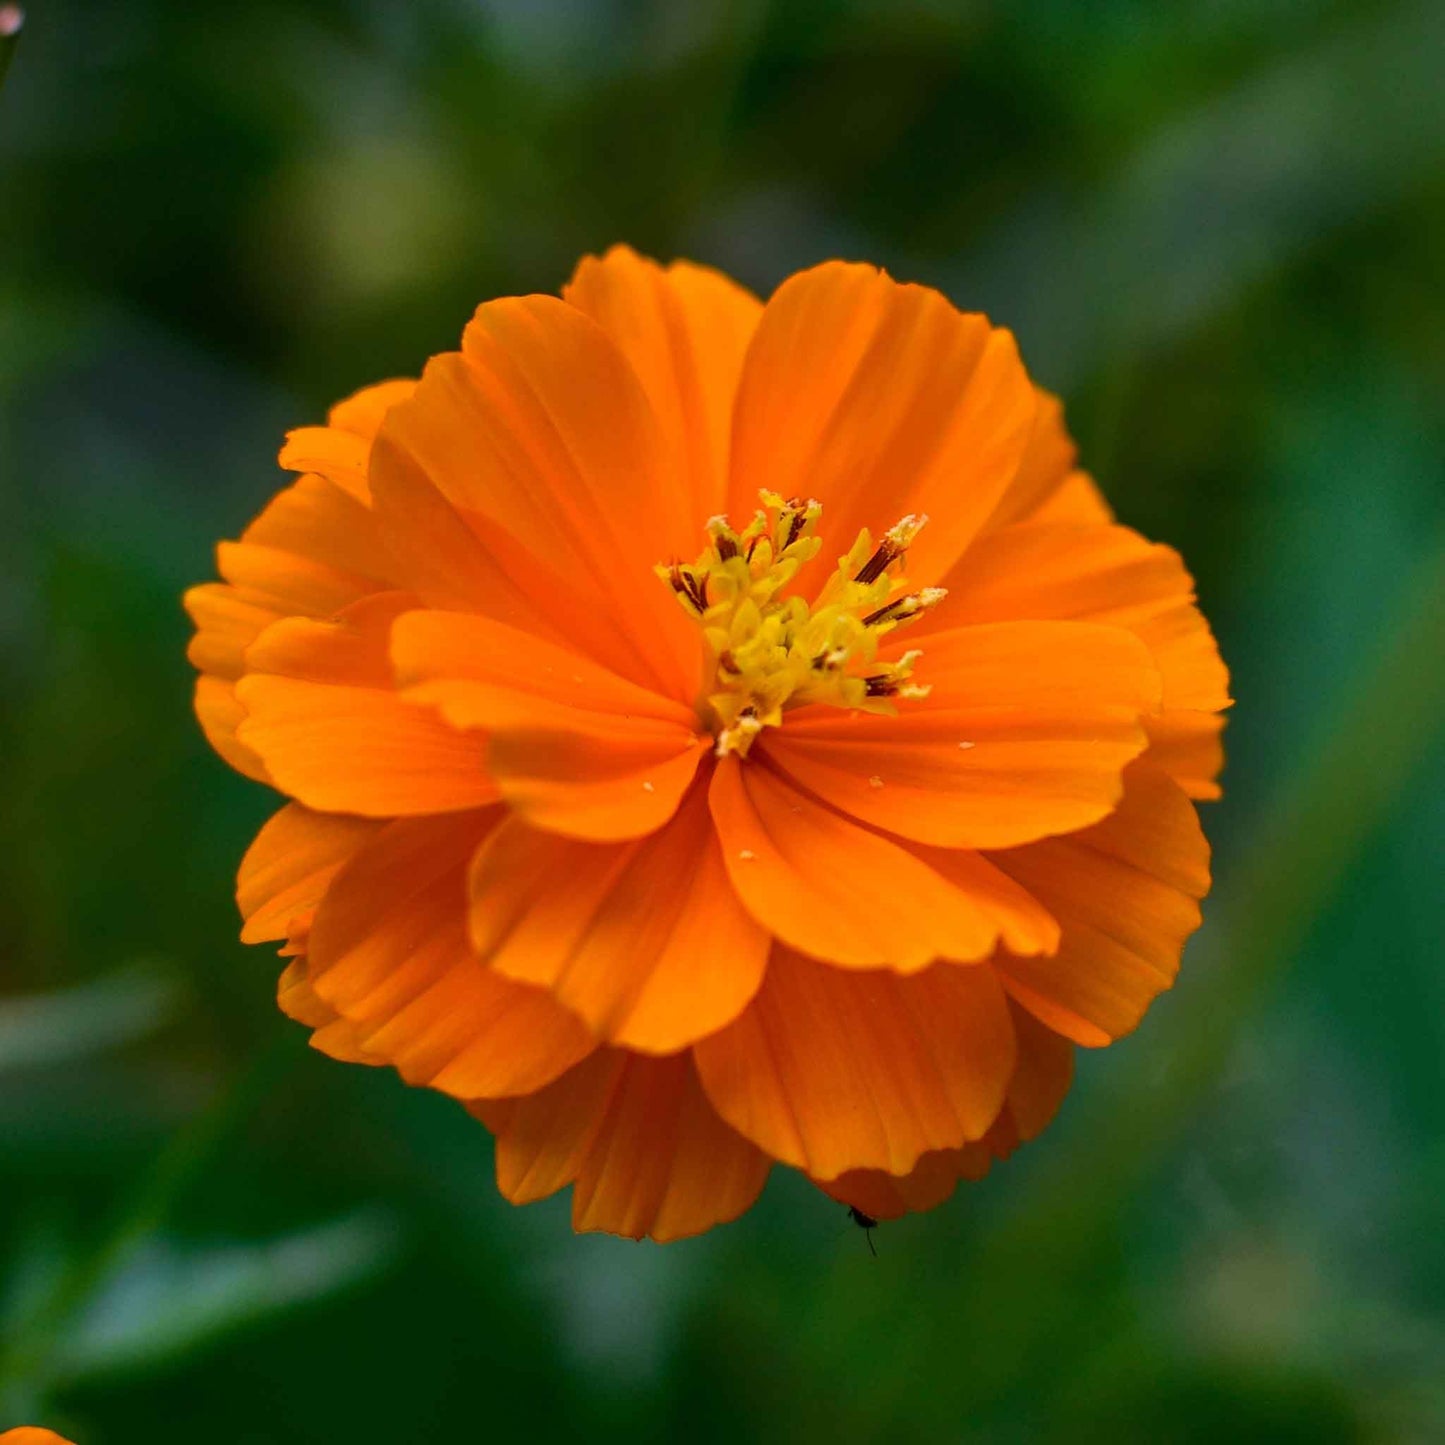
[189,245,1228,1242]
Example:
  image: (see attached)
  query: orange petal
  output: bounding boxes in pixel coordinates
[391,607,697,729]
[192,675,270,783]
[328,377,421,437]
[237,666,494,814]
[0,1429,77,1444]
[184,515,383,684]
[1144,710,1226,800]
[983,389,1113,530]
[184,580,289,681]
[369,434,671,691]
[243,591,418,685]
[237,803,381,944]
[1001,1001,1076,1141]
[277,955,339,1029]
[563,245,762,525]
[279,426,373,504]
[277,955,388,1064]
[931,522,1230,714]
[763,620,1159,849]
[993,761,1211,1046]
[1027,470,1112,526]
[708,756,1058,970]
[728,262,1036,586]
[219,539,378,626]
[242,472,396,586]
[393,608,704,840]
[816,1000,1075,1218]
[694,948,1017,1179]
[236,597,497,816]
[373,297,704,702]
[815,1146,987,1223]
[308,812,596,1098]
[185,472,396,778]
[471,1049,772,1242]
[279,378,418,503]
[468,775,768,1052]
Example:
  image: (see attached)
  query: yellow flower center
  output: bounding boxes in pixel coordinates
[658,491,946,757]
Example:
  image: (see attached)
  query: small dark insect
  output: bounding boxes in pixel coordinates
[847,1206,878,1256]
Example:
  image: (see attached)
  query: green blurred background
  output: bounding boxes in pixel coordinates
[2,1,1443,1440]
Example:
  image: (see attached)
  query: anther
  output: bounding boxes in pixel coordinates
[853,512,928,584]
[861,587,947,629]
[783,498,812,549]
[705,515,741,562]
[664,563,707,613]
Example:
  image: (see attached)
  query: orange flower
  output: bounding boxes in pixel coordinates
[187,247,1229,1241]
[0,1429,77,1444]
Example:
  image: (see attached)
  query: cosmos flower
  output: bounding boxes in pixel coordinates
[186,246,1229,1241]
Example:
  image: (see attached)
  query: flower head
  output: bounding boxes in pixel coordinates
[186,247,1230,1241]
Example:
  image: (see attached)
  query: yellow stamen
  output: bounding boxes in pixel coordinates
[656,492,945,757]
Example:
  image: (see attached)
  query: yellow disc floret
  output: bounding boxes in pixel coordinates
[657,491,946,757]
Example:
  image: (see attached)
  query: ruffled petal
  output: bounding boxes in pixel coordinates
[277,955,385,1065]
[1143,711,1227,800]
[307,812,596,1098]
[185,580,290,683]
[707,756,1057,970]
[279,377,418,502]
[816,1145,988,1224]
[192,675,269,782]
[992,761,1211,1046]
[277,955,341,1030]
[983,389,1113,530]
[930,522,1230,714]
[923,519,1230,800]
[235,594,497,816]
[241,472,396,586]
[728,262,1037,586]
[237,803,382,944]
[1002,1002,1077,1140]
[815,1000,1075,1219]
[393,608,703,840]
[563,245,762,525]
[185,528,377,692]
[184,462,398,776]
[467,777,768,1052]
[370,296,705,702]
[694,948,1016,1180]
[762,620,1160,849]
[1026,471,1112,526]
[471,1049,772,1242]
[328,377,421,438]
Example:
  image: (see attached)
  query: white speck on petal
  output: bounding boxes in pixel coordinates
[868,775,884,789]
[642,781,655,793]
[737,849,757,861]
[957,740,976,750]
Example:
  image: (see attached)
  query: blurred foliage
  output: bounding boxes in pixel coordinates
[1,0,1443,1440]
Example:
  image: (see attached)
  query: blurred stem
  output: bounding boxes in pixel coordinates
[1013,527,1445,1237]
[0,1036,295,1402]
[0,7,22,98]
